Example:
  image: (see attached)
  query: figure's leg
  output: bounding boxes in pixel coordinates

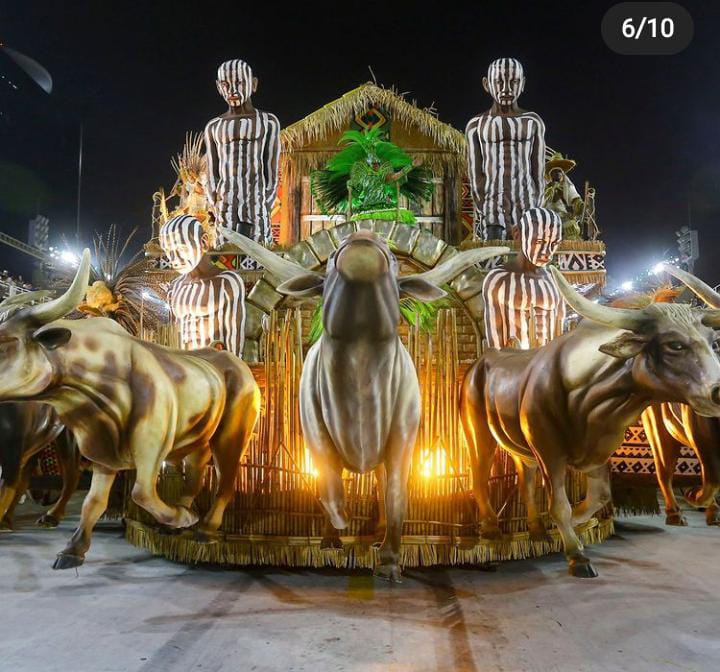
[373,464,387,547]
[53,466,117,570]
[643,406,685,525]
[38,434,81,528]
[546,461,597,578]
[461,391,502,540]
[571,464,612,526]
[514,456,549,542]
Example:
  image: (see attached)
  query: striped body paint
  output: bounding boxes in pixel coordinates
[466,58,546,240]
[160,215,246,356]
[482,208,564,349]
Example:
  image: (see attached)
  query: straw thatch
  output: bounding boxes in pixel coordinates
[281,83,466,175]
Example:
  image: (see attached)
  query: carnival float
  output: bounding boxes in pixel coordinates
[1,56,718,579]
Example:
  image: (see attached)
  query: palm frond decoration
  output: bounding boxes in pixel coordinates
[307,294,449,345]
[310,127,434,219]
[76,224,169,336]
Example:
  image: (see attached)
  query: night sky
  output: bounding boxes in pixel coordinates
[1,0,719,286]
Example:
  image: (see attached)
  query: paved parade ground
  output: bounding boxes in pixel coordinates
[2,496,719,672]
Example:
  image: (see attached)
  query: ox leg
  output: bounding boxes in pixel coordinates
[178,445,212,512]
[53,467,117,570]
[643,406,685,525]
[38,434,80,528]
[0,466,32,532]
[317,458,347,551]
[373,464,387,548]
[200,379,259,541]
[547,464,597,578]
[572,464,612,527]
[515,456,550,543]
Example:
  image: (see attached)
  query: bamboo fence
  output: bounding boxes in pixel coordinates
[125,308,613,568]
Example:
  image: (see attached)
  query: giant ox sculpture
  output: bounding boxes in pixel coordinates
[221,227,508,581]
[0,250,260,569]
[461,267,720,577]
[641,264,720,526]
[0,403,78,531]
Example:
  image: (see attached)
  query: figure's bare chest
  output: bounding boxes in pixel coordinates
[490,272,561,311]
[210,116,265,145]
[168,279,220,319]
[476,115,540,146]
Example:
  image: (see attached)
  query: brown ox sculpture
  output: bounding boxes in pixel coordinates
[641,264,720,526]
[0,250,260,569]
[461,267,720,577]
[0,403,79,531]
[220,226,508,581]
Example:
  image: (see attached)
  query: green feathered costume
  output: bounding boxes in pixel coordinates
[311,127,434,224]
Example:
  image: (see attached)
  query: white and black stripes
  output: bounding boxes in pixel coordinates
[205,110,280,244]
[482,208,564,350]
[466,58,546,239]
[160,215,246,356]
[486,58,524,106]
[216,59,254,107]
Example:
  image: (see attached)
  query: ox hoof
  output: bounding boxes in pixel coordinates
[175,507,199,529]
[320,536,344,551]
[568,557,598,578]
[665,511,688,526]
[0,520,14,534]
[194,530,219,545]
[528,522,552,544]
[37,514,61,528]
[705,505,720,526]
[480,525,503,541]
[375,563,403,583]
[53,553,85,570]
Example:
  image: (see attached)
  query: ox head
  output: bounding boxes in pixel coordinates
[220,227,508,339]
[550,266,720,417]
[0,250,91,399]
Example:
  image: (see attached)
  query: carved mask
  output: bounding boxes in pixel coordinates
[160,215,206,274]
[486,58,525,107]
[216,59,254,107]
[520,207,562,267]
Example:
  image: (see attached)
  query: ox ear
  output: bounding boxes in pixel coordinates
[599,332,649,360]
[397,277,447,302]
[32,327,72,351]
[276,273,325,298]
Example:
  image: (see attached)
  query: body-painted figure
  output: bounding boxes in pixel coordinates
[483,207,564,350]
[466,58,546,240]
[160,215,246,356]
[204,59,280,247]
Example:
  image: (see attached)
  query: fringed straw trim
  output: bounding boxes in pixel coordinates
[125,516,614,569]
[281,83,465,158]
[460,239,606,253]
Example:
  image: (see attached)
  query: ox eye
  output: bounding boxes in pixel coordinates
[713,340,720,353]
[664,341,685,352]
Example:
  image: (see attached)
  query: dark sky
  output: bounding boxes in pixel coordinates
[1,0,719,285]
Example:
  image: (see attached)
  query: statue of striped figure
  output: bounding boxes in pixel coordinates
[466,58,546,240]
[160,215,246,356]
[482,207,564,349]
[204,59,281,259]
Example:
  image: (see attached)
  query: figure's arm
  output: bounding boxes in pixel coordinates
[482,271,505,349]
[263,113,281,210]
[530,114,547,206]
[564,178,584,215]
[465,117,487,213]
[204,120,220,209]
[217,274,246,357]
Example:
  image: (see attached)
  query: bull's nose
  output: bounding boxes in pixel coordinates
[337,244,387,282]
[712,385,720,406]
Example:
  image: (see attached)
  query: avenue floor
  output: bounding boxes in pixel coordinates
[2,495,718,672]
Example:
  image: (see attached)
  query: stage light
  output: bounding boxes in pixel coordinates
[620,280,633,291]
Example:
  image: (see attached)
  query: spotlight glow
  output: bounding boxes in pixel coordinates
[620,281,634,292]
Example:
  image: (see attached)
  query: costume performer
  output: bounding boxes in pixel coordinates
[545,152,584,240]
[466,58,546,240]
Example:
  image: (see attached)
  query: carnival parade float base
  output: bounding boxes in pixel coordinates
[125,227,613,569]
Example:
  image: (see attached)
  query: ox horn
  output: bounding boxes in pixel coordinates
[219,227,320,283]
[25,249,91,325]
[0,290,54,310]
[658,264,720,328]
[405,246,511,286]
[549,266,648,331]
[659,263,720,309]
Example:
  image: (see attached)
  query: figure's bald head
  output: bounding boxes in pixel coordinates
[160,214,208,273]
[216,59,257,107]
[520,207,562,268]
[483,58,525,107]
